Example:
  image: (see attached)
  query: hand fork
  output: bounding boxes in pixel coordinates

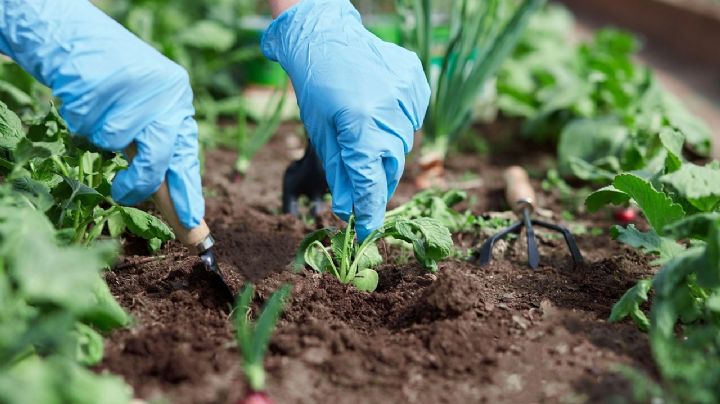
[475,166,583,269]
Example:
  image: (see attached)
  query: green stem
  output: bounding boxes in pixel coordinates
[51,155,70,177]
[244,362,266,392]
[420,136,450,162]
[347,230,384,280]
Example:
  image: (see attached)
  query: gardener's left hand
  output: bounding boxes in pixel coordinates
[262,0,430,241]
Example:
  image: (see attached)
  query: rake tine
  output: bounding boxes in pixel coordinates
[533,220,584,265]
[522,208,540,270]
[476,220,524,266]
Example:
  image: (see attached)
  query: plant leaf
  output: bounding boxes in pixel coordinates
[659,127,684,173]
[611,225,684,264]
[0,100,24,150]
[73,323,104,366]
[304,240,336,275]
[355,242,383,270]
[384,217,453,272]
[293,227,335,271]
[351,268,379,292]
[585,185,630,213]
[664,213,720,240]
[119,207,174,242]
[613,173,685,232]
[106,210,126,238]
[661,163,720,212]
[609,279,652,331]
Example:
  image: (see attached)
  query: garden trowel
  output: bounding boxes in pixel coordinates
[125,145,235,306]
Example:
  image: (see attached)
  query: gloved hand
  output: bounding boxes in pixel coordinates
[262,0,430,241]
[0,0,204,229]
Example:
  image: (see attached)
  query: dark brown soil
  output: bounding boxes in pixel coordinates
[99,122,656,404]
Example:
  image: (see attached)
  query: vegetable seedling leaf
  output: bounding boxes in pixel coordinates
[351,268,379,292]
[613,174,684,232]
[661,163,720,212]
[611,225,684,264]
[609,279,652,331]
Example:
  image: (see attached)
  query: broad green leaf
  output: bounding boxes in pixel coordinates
[13,138,65,166]
[664,213,720,240]
[661,163,720,212]
[119,207,174,242]
[609,279,652,331]
[60,356,134,404]
[106,210,126,238]
[659,128,684,173]
[585,185,630,213]
[0,355,62,404]
[557,117,628,178]
[613,174,685,232]
[384,217,453,272]
[355,243,383,270]
[0,206,119,315]
[73,323,104,366]
[351,268,379,292]
[11,177,54,212]
[653,248,704,298]
[0,80,34,108]
[293,228,335,271]
[0,100,24,150]
[147,237,162,253]
[303,241,335,275]
[611,225,684,263]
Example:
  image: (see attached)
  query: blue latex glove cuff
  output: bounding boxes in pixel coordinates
[262,0,430,240]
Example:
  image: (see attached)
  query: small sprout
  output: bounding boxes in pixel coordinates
[234,284,291,403]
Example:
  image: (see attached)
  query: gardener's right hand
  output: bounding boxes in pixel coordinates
[0,0,205,230]
[261,0,430,241]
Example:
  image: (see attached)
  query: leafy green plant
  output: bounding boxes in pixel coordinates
[294,216,453,292]
[233,283,291,401]
[498,6,711,183]
[385,189,473,232]
[585,155,720,402]
[397,0,542,169]
[0,101,174,250]
[0,187,131,404]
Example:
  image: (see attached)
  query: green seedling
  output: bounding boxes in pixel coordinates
[233,284,291,404]
[294,216,453,292]
[385,189,473,233]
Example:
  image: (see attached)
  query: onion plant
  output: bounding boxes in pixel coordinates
[396,0,543,185]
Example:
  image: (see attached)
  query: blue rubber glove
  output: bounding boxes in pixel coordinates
[0,0,204,229]
[262,0,430,240]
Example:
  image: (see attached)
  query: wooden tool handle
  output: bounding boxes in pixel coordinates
[503,165,536,213]
[125,144,210,250]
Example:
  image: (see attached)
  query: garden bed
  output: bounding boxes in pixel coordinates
[98,122,656,403]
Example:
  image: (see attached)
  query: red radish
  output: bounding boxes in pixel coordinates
[614,207,637,224]
[238,392,272,404]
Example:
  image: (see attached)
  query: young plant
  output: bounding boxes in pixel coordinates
[233,284,291,404]
[396,0,543,187]
[585,156,720,402]
[385,189,473,233]
[0,101,174,250]
[294,216,453,292]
